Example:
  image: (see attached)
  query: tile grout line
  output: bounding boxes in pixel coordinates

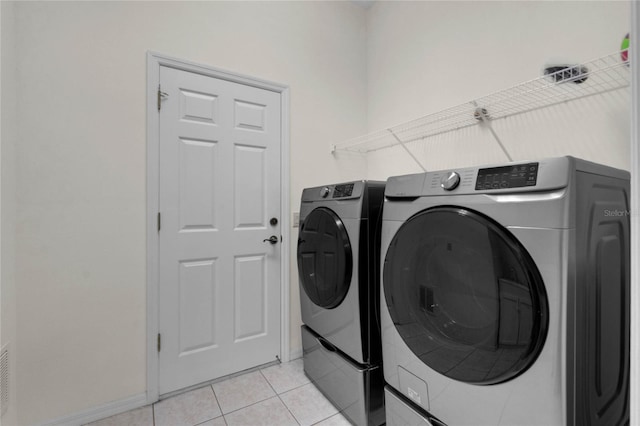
[260,368,302,426]
[152,362,326,426]
[265,372,339,426]
[260,366,314,395]
[207,382,235,425]
[258,368,278,396]
[210,370,287,422]
[98,363,314,426]
[154,385,225,426]
[218,394,279,417]
[310,412,340,426]
[205,384,226,426]
[278,393,304,426]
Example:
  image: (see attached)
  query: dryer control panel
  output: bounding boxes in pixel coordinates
[475,162,539,190]
[385,157,573,198]
[302,181,373,202]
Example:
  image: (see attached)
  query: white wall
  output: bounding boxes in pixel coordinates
[5,1,367,424]
[365,1,630,177]
[1,1,18,424]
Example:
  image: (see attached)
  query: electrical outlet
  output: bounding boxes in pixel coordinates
[293,212,300,227]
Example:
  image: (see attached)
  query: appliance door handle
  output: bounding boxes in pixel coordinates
[317,337,337,353]
[429,418,447,426]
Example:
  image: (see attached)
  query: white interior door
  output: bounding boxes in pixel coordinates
[158,65,282,395]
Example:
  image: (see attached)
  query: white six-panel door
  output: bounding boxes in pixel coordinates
[158,65,282,395]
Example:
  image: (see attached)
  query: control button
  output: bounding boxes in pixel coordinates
[320,187,330,198]
[440,171,461,191]
[345,185,353,196]
[500,182,509,188]
[492,183,500,189]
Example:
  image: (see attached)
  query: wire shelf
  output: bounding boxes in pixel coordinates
[331,51,630,154]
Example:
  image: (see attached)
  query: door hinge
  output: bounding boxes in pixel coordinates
[157,212,161,232]
[157,85,169,111]
[157,333,161,352]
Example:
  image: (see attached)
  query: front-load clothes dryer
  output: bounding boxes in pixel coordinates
[298,181,385,426]
[380,157,630,426]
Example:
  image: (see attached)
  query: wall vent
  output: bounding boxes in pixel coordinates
[1,344,8,417]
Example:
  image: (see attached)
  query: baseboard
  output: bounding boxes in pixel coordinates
[40,392,147,426]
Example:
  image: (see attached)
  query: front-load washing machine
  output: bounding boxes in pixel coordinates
[380,157,630,426]
[297,181,386,426]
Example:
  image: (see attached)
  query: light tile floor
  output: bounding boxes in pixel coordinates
[87,359,351,426]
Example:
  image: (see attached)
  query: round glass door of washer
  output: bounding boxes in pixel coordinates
[383,206,549,385]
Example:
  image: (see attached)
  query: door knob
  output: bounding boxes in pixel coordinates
[263,235,279,244]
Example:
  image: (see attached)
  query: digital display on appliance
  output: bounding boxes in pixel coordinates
[475,162,539,190]
[333,183,355,198]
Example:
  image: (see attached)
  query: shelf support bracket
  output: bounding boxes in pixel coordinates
[388,129,427,172]
[473,104,513,162]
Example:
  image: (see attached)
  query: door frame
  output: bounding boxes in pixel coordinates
[145,52,291,403]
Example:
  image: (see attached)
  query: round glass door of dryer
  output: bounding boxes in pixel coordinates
[383,206,549,385]
[297,207,353,309]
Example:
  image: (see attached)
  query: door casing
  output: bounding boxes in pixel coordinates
[146,51,291,403]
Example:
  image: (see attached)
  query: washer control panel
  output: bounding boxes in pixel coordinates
[332,183,355,198]
[475,162,539,190]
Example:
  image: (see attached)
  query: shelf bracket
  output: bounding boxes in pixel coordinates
[473,105,513,162]
[388,129,427,172]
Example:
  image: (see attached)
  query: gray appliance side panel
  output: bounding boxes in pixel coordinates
[359,182,386,365]
[571,156,631,182]
[572,171,630,426]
